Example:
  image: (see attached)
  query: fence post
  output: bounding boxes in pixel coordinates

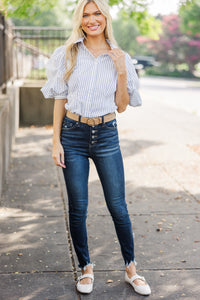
[0,13,14,94]
[0,13,6,93]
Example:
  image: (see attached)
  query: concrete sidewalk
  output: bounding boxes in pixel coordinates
[0,89,200,299]
[0,127,77,299]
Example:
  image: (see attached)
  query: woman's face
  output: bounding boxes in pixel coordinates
[81,1,106,38]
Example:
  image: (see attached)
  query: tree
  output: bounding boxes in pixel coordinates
[0,0,161,38]
[112,13,140,56]
[11,10,63,27]
[137,14,200,74]
[1,0,149,18]
[0,0,56,18]
[179,0,200,36]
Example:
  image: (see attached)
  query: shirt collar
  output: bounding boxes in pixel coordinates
[74,37,85,44]
[74,36,117,50]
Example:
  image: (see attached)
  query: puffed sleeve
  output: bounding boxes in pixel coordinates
[40,45,68,99]
[125,53,142,107]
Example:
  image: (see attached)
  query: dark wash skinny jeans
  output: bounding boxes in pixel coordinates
[61,115,135,269]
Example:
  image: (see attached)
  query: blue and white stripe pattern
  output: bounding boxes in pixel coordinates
[41,37,142,118]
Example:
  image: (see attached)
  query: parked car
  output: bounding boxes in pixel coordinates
[132,56,159,76]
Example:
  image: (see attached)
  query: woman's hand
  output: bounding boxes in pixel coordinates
[107,49,126,74]
[52,141,66,168]
[108,49,129,113]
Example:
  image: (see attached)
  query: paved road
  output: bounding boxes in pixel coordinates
[0,77,200,299]
[140,76,200,116]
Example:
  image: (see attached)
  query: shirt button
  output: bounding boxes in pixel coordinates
[92,130,96,134]
[92,136,95,139]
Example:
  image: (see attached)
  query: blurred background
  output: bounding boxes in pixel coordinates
[1,3,200,298]
[1,0,200,80]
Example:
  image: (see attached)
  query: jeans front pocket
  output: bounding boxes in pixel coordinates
[62,116,78,130]
[103,119,117,130]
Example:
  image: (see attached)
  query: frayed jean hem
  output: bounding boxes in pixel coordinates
[125,259,137,268]
[78,262,95,271]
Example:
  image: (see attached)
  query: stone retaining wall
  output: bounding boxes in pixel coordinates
[0,85,19,196]
[20,82,54,126]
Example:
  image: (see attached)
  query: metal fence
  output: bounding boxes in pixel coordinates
[0,13,13,92]
[12,26,71,80]
[0,21,71,85]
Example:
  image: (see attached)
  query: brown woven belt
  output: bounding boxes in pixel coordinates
[66,110,116,126]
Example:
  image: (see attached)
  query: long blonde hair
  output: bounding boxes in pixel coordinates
[64,0,118,81]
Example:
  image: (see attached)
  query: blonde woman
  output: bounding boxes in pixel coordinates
[41,0,151,296]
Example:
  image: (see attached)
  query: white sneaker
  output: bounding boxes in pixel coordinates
[125,272,151,296]
[76,273,94,294]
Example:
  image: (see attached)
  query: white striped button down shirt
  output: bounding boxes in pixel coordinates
[41,37,142,118]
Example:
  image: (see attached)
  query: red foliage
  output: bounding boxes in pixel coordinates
[137,14,200,72]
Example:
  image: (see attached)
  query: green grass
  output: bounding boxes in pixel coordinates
[145,67,197,79]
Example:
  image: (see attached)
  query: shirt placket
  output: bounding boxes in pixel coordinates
[84,58,98,117]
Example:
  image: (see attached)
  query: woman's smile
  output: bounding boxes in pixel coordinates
[88,25,100,31]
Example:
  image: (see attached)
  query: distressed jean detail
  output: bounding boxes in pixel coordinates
[82,262,96,271]
[125,260,137,268]
[60,116,135,269]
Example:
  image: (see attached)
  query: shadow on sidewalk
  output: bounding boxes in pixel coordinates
[0,127,200,299]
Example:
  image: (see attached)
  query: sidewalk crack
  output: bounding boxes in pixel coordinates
[56,168,78,282]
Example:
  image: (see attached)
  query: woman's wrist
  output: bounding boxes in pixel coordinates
[53,137,61,144]
[118,70,127,76]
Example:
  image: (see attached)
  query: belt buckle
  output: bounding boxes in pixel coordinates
[87,118,95,126]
